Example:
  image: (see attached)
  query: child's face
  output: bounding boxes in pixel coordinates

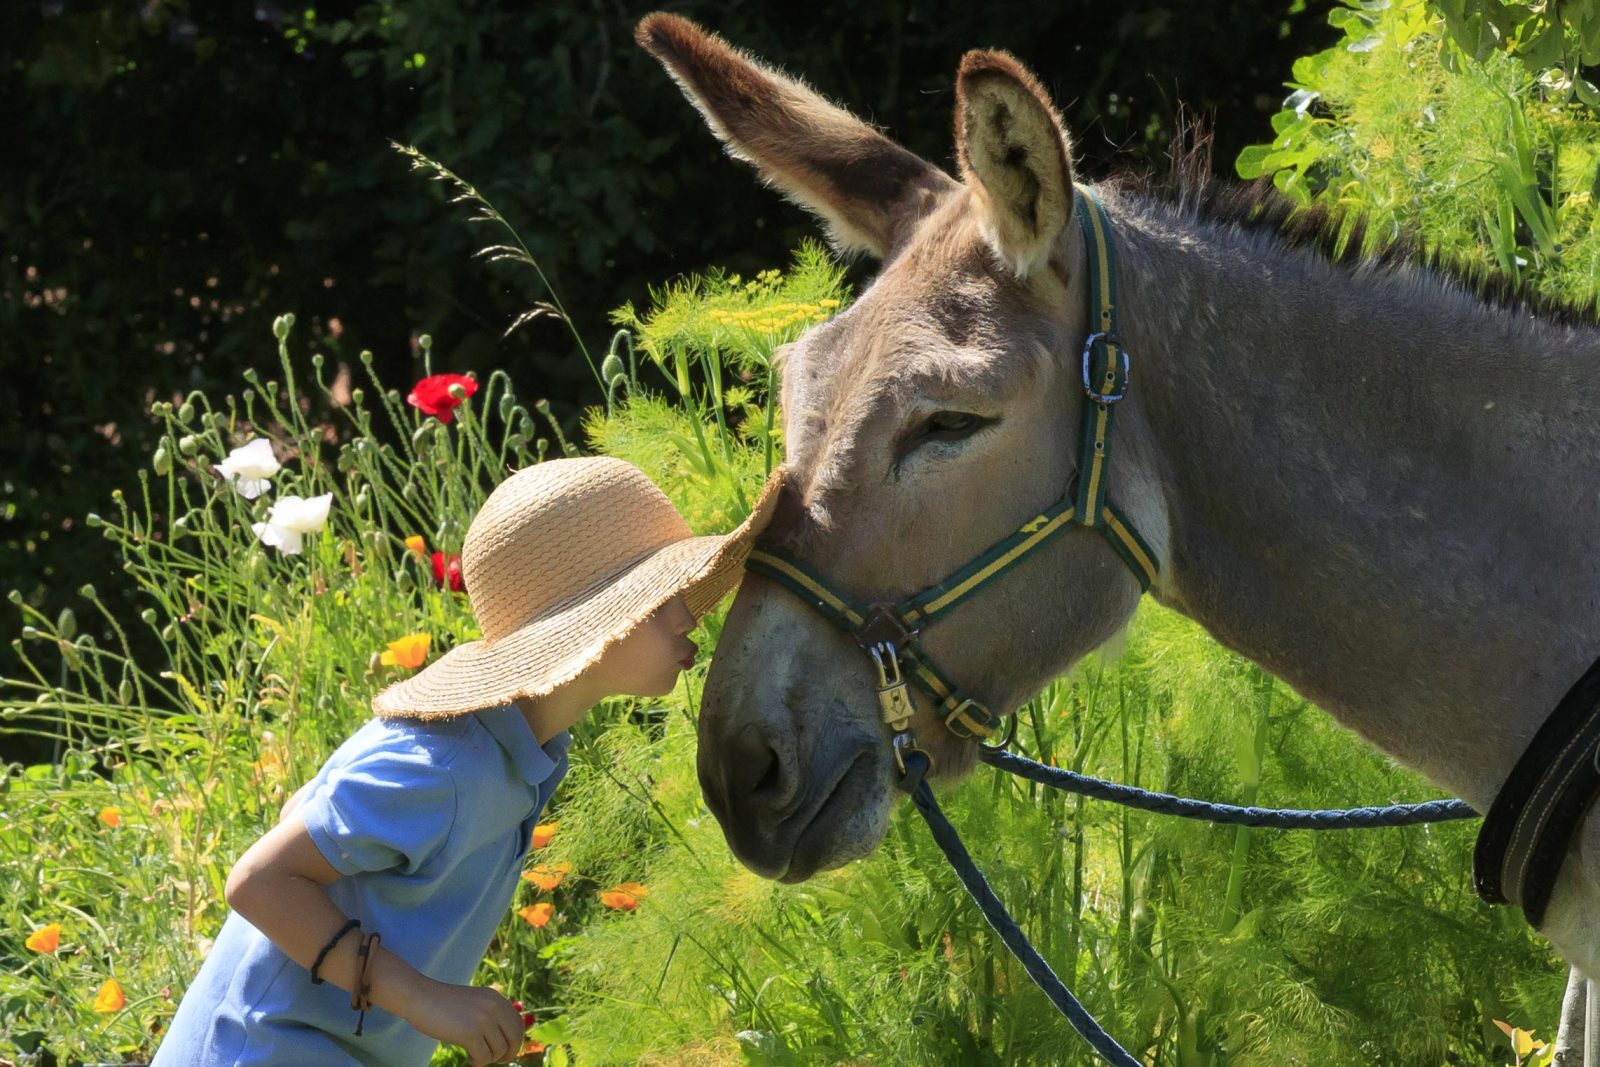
[597,594,699,698]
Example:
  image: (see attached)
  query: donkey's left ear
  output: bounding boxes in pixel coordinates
[954,51,1075,279]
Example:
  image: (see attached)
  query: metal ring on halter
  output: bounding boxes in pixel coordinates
[980,712,1021,753]
[892,730,932,777]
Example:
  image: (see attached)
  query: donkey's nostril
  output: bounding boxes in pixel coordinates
[752,750,782,795]
[725,723,793,813]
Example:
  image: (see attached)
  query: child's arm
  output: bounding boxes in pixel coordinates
[225,813,525,1066]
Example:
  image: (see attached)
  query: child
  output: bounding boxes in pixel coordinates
[152,456,780,1066]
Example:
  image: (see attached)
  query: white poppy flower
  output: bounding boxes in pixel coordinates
[251,493,333,556]
[214,438,282,499]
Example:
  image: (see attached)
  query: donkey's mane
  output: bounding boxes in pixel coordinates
[1115,124,1600,330]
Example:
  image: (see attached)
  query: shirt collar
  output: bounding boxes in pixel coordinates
[476,704,570,788]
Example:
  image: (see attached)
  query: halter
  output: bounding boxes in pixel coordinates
[746,184,1159,772]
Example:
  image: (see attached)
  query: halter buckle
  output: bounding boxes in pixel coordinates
[869,642,917,731]
[855,604,919,653]
[943,697,999,740]
[1081,333,1130,405]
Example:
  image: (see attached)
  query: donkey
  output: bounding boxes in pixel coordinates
[634,12,1600,993]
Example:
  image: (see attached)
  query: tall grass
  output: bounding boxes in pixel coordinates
[1,151,1564,1066]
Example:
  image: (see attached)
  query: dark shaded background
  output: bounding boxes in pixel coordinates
[2,0,1330,743]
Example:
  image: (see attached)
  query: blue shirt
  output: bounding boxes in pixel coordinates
[152,706,569,1066]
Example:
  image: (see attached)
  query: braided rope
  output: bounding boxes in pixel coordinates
[980,748,1479,827]
[896,749,1480,1065]
[896,752,1143,1067]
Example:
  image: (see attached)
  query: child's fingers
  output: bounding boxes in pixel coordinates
[489,1013,519,1062]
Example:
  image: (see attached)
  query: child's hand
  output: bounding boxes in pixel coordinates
[404,979,528,1066]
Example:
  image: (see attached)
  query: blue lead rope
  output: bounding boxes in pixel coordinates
[979,747,1480,828]
[896,748,1481,1065]
[897,751,1145,1067]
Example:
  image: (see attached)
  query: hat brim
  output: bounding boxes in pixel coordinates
[371,467,784,719]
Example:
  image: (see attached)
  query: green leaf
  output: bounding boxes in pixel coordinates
[1235,145,1276,180]
[529,1016,574,1044]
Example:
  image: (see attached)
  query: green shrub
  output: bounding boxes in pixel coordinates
[1238,0,1600,310]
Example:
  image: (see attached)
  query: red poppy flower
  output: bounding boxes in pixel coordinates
[431,551,464,592]
[407,373,478,424]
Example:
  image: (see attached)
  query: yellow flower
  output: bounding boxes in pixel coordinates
[530,822,558,849]
[25,923,61,954]
[518,902,555,928]
[404,535,427,558]
[98,806,122,828]
[379,633,430,669]
[93,977,126,1013]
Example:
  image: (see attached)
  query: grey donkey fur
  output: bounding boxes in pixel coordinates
[635,10,1600,1006]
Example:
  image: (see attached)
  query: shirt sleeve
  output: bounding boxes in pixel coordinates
[298,745,459,877]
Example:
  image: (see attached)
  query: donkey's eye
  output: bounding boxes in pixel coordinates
[920,410,991,442]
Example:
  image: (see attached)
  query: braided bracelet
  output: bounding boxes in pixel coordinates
[309,918,361,986]
[352,931,382,1036]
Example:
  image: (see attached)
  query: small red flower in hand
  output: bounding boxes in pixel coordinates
[407,373,478,424]
[431,551,465,592]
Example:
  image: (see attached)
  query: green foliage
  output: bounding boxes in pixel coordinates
[602,244,849,499]
[2,0,1339,709]
[1433,0,1600,105]
[1237,0,1600,309]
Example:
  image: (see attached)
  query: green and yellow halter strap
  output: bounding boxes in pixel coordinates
[746,184,1158,765]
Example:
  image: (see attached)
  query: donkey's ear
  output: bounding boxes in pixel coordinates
[954,50,1075,278]
[636,13,956,258]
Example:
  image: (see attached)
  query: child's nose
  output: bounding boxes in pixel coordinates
[671,596,695,633]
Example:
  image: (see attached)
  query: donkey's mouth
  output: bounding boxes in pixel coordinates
[777,748,885,883]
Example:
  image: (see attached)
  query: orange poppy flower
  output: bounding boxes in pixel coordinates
[25,924,61,954]
[93,978,126,1013]
[404,535,427,558]
[518,903,555,928]
[598,882,650,911]
[521,862,571,891]
[520,1038,547,1055]
[379,633,430,669]
[529,822,558,849]
[98,806,122,828]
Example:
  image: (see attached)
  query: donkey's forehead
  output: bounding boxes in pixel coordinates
[796,202,1041,373]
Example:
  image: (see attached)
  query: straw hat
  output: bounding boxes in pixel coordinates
[372,457,784,719]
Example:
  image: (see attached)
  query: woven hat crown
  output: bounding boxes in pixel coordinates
[463,458,691,643]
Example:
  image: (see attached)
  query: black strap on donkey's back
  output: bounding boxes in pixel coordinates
[1474,652,1600,928]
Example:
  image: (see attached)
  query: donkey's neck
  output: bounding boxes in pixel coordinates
[1109,191,1600,808]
